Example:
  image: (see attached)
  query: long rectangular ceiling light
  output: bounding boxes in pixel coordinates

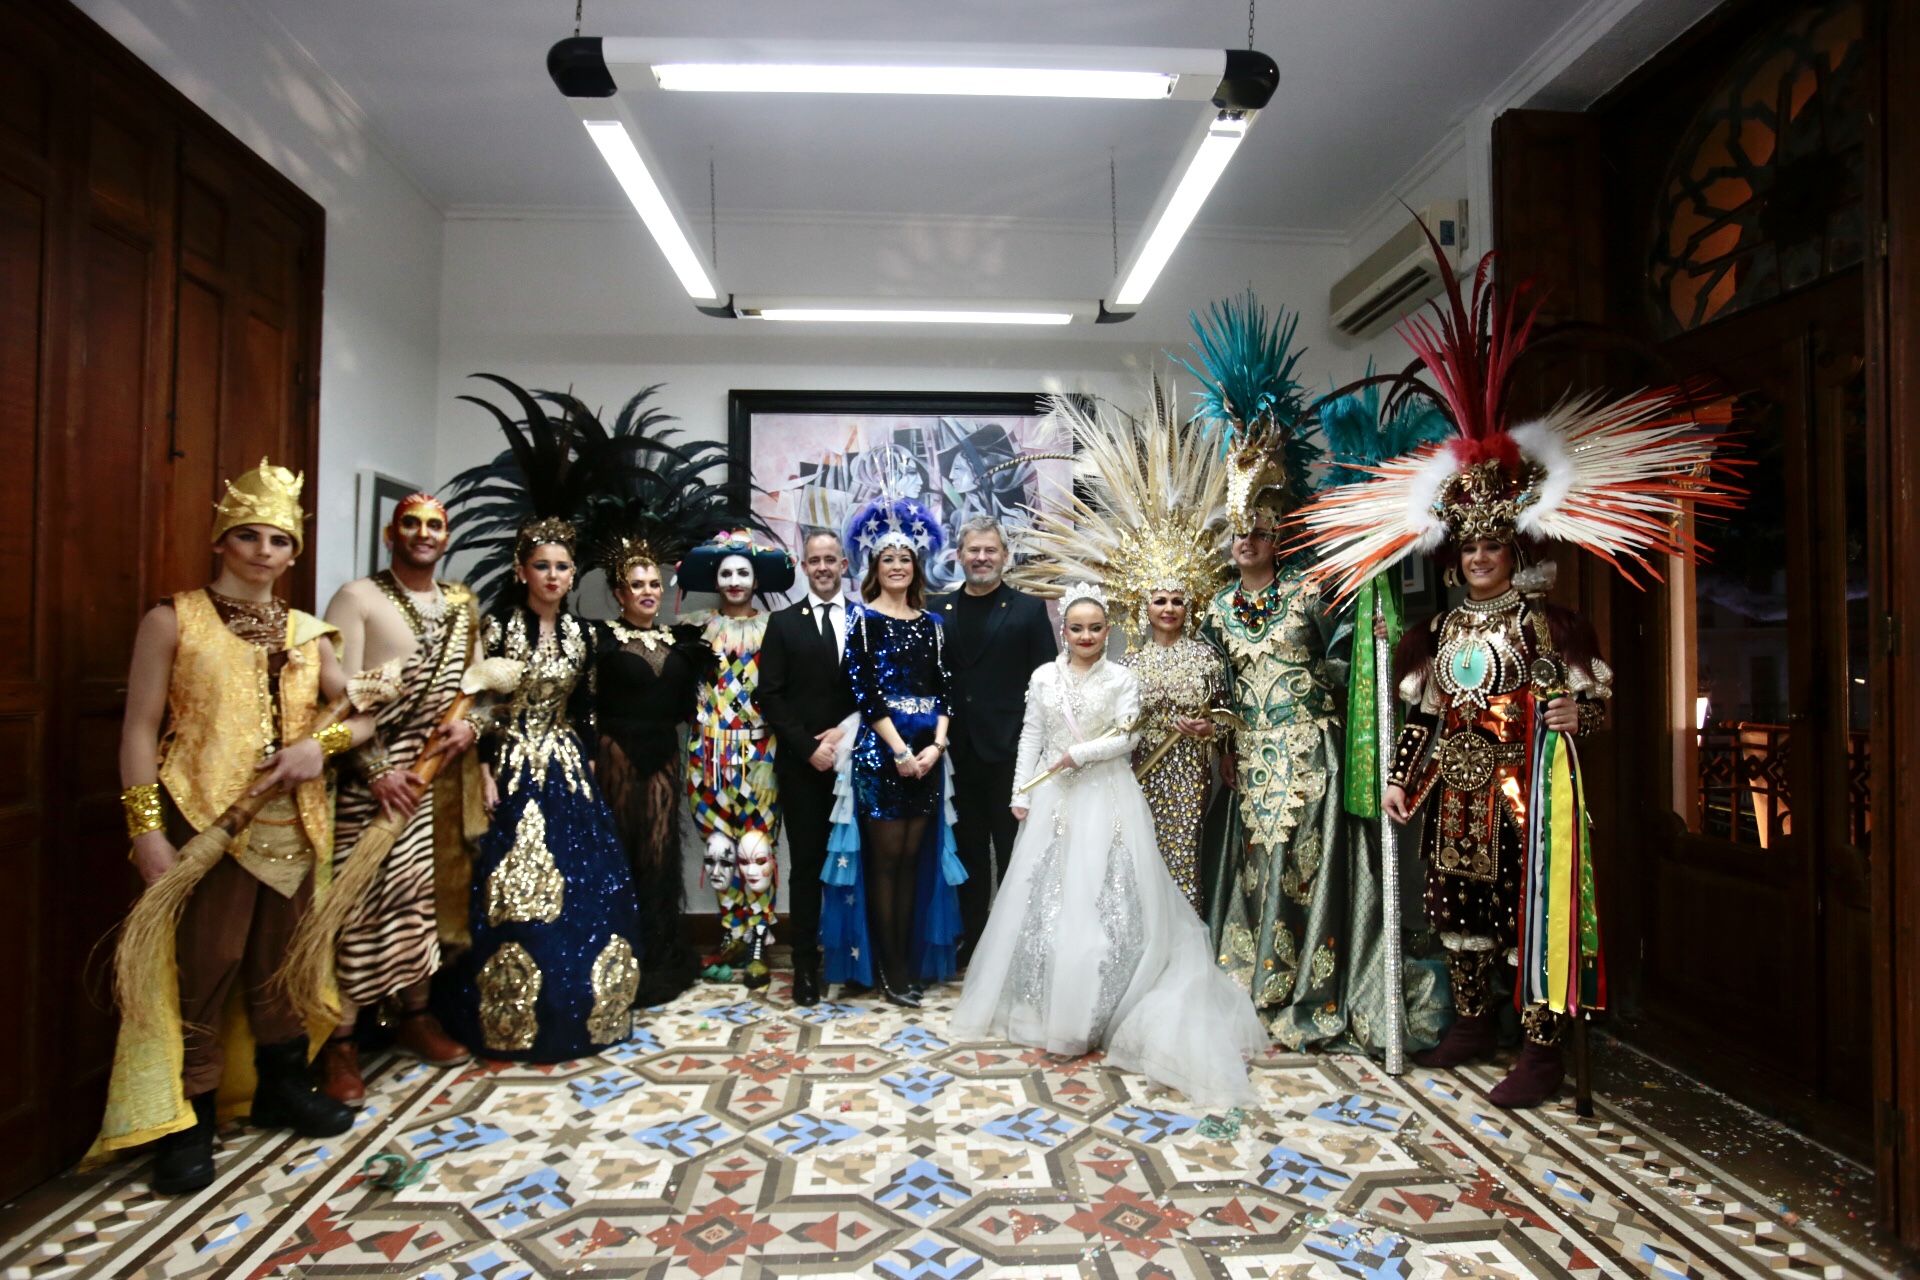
[579,115,720,302]
[548,37,1277,318]
[1110,111,1249,308]
[736,299,1086,325]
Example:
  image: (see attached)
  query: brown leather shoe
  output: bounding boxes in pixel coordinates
[316,1038,366,1109]
[394,1010,471,1066]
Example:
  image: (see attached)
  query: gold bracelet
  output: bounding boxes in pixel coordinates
[313,721,354,758]
[122,783,164,839]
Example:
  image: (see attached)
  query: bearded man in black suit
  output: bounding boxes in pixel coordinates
[928,516,1056,960]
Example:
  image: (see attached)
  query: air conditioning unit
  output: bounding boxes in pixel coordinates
[1330,201,1467,339]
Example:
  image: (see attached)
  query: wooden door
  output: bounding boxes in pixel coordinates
[1633,276,1869,1120]
[0,0,322,1202]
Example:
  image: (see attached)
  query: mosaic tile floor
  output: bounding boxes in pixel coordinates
[0,977,1893,1280]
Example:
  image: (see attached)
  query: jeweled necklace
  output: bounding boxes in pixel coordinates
[1231,578,1280,630]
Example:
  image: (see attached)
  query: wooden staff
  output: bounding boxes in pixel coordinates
[279,657,523,1024]
[112,660,402,1029]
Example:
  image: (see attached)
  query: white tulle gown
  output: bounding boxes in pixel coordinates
[950,655,1267,1109]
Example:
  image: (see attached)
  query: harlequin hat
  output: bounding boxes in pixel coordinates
[677,529,795,595]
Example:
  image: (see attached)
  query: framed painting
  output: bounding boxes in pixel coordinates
[727,390,1074,601]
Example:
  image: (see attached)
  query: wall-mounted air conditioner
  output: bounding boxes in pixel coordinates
[1330,201,1466,339]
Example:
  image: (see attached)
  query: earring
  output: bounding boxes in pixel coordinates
[1443,566,1461,588]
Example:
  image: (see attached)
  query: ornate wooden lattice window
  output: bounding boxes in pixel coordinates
[1648,0,1866,336]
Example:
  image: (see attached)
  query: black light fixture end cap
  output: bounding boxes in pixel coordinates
[696,295,739,319]
[1214,49,1278,110]
[549,36,616,97]
[1096,301,1136,324]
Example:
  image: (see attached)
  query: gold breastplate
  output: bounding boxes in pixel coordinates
[1433,590,1531,711]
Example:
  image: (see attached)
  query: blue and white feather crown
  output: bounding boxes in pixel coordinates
[844,495,945,576]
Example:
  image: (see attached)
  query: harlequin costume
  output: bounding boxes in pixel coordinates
[90,461,358,1190]
[1289,236,1743,1106]
[680,531,795,984]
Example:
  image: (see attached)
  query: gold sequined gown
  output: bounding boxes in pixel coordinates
[1124,636,1223,913]
[435,609,641,1062]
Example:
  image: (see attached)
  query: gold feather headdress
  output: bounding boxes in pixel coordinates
[1009,377,1230,642]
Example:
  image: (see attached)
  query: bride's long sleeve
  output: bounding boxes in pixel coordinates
[1069,669,1143,765]
[1011,667,1047,805]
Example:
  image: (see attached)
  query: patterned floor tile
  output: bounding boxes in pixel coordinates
[0,978,1893,1280]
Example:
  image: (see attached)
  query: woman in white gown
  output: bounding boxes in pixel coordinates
[951,585,1267,1110]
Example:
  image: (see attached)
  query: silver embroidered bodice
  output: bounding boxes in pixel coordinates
[1011,658,1143,803]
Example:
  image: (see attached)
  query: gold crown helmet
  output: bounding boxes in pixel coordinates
[212,458,308,552]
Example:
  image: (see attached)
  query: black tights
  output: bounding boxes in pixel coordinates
[864,816,928,986]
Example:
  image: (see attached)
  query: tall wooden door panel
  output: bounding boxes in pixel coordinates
[0,0,323,1202]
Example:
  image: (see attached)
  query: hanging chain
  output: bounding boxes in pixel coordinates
[709,152,719,270]
[1109,154,1119,276]
[1248,0,1256,49]
[574,0,584,37]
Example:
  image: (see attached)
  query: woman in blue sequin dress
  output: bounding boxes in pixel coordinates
[821,499,965,1007]
[436,519,642,1063]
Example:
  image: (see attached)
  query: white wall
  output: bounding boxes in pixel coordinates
[434,211,1369,494]
[71,0,446,607]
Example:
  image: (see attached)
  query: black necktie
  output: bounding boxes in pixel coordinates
[818,601,835,645]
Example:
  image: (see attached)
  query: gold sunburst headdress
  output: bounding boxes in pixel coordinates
[1009,378,1230,643]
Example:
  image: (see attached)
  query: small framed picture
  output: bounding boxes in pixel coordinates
[355,469,425,578]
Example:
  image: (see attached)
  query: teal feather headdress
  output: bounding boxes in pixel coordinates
[1317,361,1452,489]
[1174,289,1316,526]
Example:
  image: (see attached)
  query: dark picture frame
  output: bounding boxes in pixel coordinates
[726,389,1074,600]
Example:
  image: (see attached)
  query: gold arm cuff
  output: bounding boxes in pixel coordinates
[121,783,164,839]
[314,721,354,759]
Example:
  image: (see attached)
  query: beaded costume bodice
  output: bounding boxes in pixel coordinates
[1432,589,1533,711]
[1124,635,1221,730]
[1204,572,1336,729]
[484,610,591,794]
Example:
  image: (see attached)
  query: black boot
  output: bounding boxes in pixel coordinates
[741,923,771,992]
[250,1036,353,1137]
[791,948,821,1008]
[151,1092,217,1195]
[873,956,921,1009]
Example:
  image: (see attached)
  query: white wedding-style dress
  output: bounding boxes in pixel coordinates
[950,655,1267,1109]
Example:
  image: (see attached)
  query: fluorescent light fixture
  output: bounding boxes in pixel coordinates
[652,62,1178,99]
[738,301,1081,325]
[581,118,719,301]
[1110,111,1250,308]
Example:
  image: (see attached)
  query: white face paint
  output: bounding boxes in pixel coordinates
[716,554,755,602]
[738,840,776,893]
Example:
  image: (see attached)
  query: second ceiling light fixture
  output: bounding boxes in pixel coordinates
[549,37,1279,325]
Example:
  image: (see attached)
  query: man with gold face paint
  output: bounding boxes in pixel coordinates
[313,492,483,1105]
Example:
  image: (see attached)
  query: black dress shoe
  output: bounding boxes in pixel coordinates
[151,1092,217,1195]
[792,963,820,1008]
[250,1036,353,1138]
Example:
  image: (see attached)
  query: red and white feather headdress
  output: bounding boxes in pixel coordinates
[1289,229,1745,601]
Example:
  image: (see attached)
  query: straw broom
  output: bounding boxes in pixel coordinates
[279,657,523,1025]
[112,660,404,1030]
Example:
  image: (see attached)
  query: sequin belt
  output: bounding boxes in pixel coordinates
[887,695,940,715]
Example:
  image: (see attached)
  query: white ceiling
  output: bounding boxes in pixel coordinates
[255,0,1614,236]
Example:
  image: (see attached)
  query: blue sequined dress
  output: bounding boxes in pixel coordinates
[436,609,642,1063]
[820,604,967,985]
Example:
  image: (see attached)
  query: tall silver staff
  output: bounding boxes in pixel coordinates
[1374,608,1406,1074]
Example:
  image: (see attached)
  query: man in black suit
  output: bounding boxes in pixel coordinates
[758,531,856,1006]
[930,516,1057,959]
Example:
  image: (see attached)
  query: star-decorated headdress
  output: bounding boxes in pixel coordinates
[1176,290,1317,531]
[1008,377,1229,643]
[843,495,946,579]
[213,458,308,552]
[1288,223,1747,602]
[677,529,796,595]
